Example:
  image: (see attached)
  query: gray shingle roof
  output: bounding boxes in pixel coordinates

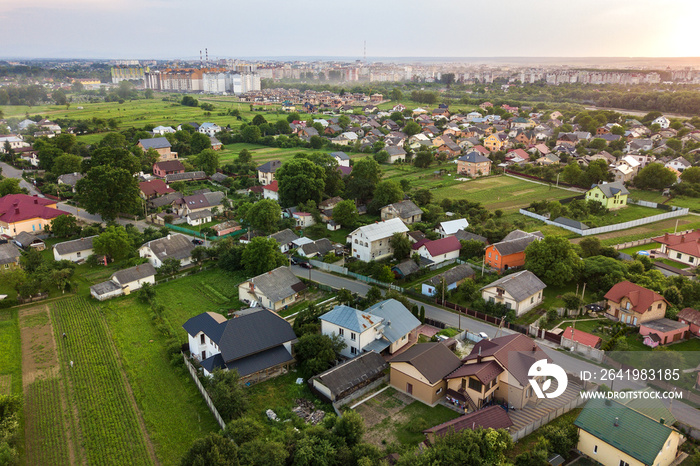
[57,172,84,187]
[148,191,183,208]
[218,309,297,363]
[458,151,491,163]
[139,137,171,150]
[111,263,156,285]
[269,228,298,246]
[249,266,306,304]
[330,151,350,160]
[0,242,20,265]
[89,280,122,296]
[391,342,462,385]
[321,305,383,333]
[480,270,546,302]
[54,235,97,256]
[392,259,420,277]
[187,209,212,221]
[383,200,422,219]
[141,234,195,262]
[366,299,420,346]
[427,264,475,287]
[258,160,282,173]
[165,171,206,183]
[454,230,488,244]
[12,231,43,248]
[593,181,630,198]
[553,217,589,230]
[310,351,387,399]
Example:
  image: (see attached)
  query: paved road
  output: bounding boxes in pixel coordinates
[296,266,700,429]
[0,162,43,196]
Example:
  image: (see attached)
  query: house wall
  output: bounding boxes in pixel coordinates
[607,298,666,326]
[389,364,446,406]
[678,318,700,337]
[418,247,460,265]
[90,286,123,301]
[666,248,699,266]
[349,229,398,262]
[187,215,212,226]
[639,324,688,345]
[54,247,93,263]
[188,331,221,362]
[484,246,526,272]
[577,429,679,466]
[1,213,59,236]
[457,161,491,177]
[445,375,500,410]
[388,332,412,354]
[482,287,543,317]
[263,189,279,201]
[258,171,274,185]
[116,275,156,294]
[321,320,377,358]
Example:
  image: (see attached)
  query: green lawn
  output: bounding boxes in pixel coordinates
[628,189,668,203]
[218,143,364,166]
[618,242,662,256]
[0,309,21,395]
[432,175,574,214]
[594,215,700,247]
[590,204,663,227]
[393,401,461,445]
[668,196,700,212]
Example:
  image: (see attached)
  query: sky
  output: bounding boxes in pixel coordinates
[2,0,700,60]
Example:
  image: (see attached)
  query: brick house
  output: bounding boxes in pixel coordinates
[604,281,669,326]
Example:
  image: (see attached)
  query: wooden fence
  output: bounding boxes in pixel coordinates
[182,353,226,430]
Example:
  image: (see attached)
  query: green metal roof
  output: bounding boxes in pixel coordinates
[574,398,674,465]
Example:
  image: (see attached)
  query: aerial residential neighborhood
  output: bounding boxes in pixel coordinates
[3,12,700,466]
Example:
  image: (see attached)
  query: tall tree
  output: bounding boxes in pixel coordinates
[93,225,134,262]
[51,153,83,176]
[368,180,404,214]
[345,157,381,203]
[194,149,220,176]
[190,132,211,154]
[634,163,678,189]
[275,158,325,207]
[76,166,141,221]
[331,200,358,228]
[390,232,412,260]
[207,369,248,422]
[525,235,581,287]
[241,237,287,276]
[180,433,239,466]
[245,199,281,234]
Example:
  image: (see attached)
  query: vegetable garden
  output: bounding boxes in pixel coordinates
[24,377,71,465]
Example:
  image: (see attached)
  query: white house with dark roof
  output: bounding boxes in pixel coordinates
[138,234,195,268]
[480,270,546,316]
[320,299,420,358]
[347,217,409,262]
[237,266,307,311]
[330,151,350,167]
[182,309,297,381]
[53,235,97,262]
[257,160,282,185]
[436,218,470,238]
[90,263,156,301]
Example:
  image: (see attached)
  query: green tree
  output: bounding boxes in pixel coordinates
[275,119,291,134]
[560,163,583,186]
[238,439,287,466]
[390,232,411,260]
[413,150,433,169]
[207,369,248,422]
[245,199,281,234]
[525,236,581,287]
[52,88,67,105]
[404,120,421,136]
[0,178,23,196]
[93,225,134,262]
[180,433,239,466]
[398,428,513,466]
[376,265,395,283]
[368,180,404,214]
[54,133,77,153]
[241,237,287,276]
[240,125,261,143]
[337,288,353,305]
[331,200,358,228]
[251,114,267,126]
[48,215,80,238]
[366,285,382,305]
[275,158,325,207]
[334,410,365,447]
[222,418,264,444]
[390,88,403,102]
[680,166,700,184]
[413,188,432,206]
[460,239,485,260]
[345,157,381,203]
[190,132,211,154]
[561,292,583,314]
[191,246,208,270]
[194,149,220,176]
[88,146,140,174]
[580,255,628,292]
[76,165,141,221]
[294,333,346,378]
[137,281,156,304]
[634,163,677,190]
[51,153,83,176]
[420,306,425,324]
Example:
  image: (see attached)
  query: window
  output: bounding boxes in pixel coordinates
[488,297,495,304]
[593,445,597,454]
[619,461,629,466]
[657,303,662,309]
[495,254,499,260]
[488,252,492,258]
[200,334,205,344]
[530,297,534,304]
[468,378,483,392]
[76,251,81,258]
[350,347,357,355]
[677,253,682,259]
[354,239,358,244]
[339,328,344,336]
[436,387,443,395]
[351,332,356,341]
[506,302,512,310]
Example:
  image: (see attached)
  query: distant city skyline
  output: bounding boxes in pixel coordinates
[2,0,700,60]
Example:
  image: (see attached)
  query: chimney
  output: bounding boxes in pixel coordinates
[660,418,665,425]
[14,207,19,214]
[34,198,38,204]
[664,233,669,240]
[532,344,537,353]
[681,235,685,243]
[614,417,619,427]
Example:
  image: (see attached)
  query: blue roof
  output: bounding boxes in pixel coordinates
[330,151,350,160]
[365,299,420,345]
[320,305,383,333]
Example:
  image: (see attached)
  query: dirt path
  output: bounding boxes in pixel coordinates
[19,305,78,465]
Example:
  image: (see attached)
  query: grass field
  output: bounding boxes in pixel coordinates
[432,175,575,213]
[0,309,21,396]
[575,215,700,246]
[217,143,365,165]
[591,204,663,226]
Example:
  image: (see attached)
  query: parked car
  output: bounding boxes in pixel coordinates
[299,261,313,269]
[191,239,204,245]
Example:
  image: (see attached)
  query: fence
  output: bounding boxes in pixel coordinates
[519,207,690,236]
[182,354,226,430]
[308,260,348,275]
[612,229,695,250]
[164,223,248,241]
[439,300,530,335]
[561,337,605,363]
[307,260,407,292]
[510,395,586,442]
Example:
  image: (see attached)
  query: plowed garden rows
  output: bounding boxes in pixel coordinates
[51,298,153,466]
[24,377,71,465]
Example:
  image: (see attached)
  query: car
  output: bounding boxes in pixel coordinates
[299,262,313,269]
[191,239,204,245]
[478,332,489,340]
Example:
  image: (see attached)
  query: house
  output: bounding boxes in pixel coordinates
[392,259,421,279]
[457,152,491,177]
[678,308,700,336]
[257,160,282,185]
[209,137,222,151]
[436,219,469,238]
[445,333,552,412]
[422,264,475,297]
[139,234,195,268]
[389,342,463,406]
[297,238,334,258]
[269,228,298,253]
[137,137,177,161]
[238,266,306,311]
[483,133,507,152]
[385,145,407,163]
[484,230,543,272]
[198,122,221,137]
[320,299,420,358]
[263,181,279,201]
[561,327,602,349]
[57,172,84,192]
[330,151,350,167]
[416,236,461,265]
[639,318,689,347]
[139,179,175,200]
[90,263,156,301]
[455,230,488,245]
[153,160,185,178]
[423,405,513,444]
[53,235,97,262]
[603,281,669,326]
[310,351,388,403]
[183,309,297,382]
[574,398,681,466]
[152,126,176,136]
[293,212,315,228]
[0,194,69,236]
[12,231,45,251]
[380,200,423,225]
[480,270,546,316]
[652,115,671,129]
[652,230,700,267]
[174,191,225,216]
[536,153,561,166]
[186,209,212,226]
[0,243,21,270]
[347,218,409,262]
[585,182,629,210]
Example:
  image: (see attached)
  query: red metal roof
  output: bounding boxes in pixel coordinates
[562,327,601,348]
[264,180,279,192]
[421,236,461,257]
[652,230,700,258]
[0,194,68,224]
[604,281,668,314]
[139,179,175,197]
[423,405,513,437]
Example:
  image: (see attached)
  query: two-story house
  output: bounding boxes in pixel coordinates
[237,266,306,311]
[457,152,491,177]
[153,160,185,178]
[484,230,543,272]
[604,281,668,326]
[435,218,469,238]
[137,137,178,161]
[380,200,423,225]
[257,160,282,185]
[347,218,409,262]
[585,182,629,210]
[198,122,221,137]
[652,230,700,267]
[480,270,546,316]
[139,234,195,268]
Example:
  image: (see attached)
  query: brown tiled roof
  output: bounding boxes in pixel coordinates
[390,342,462,385]
[423,405,513,437]
[678,308,700,326]
[604,281,668,314]
[445,360,503,385]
